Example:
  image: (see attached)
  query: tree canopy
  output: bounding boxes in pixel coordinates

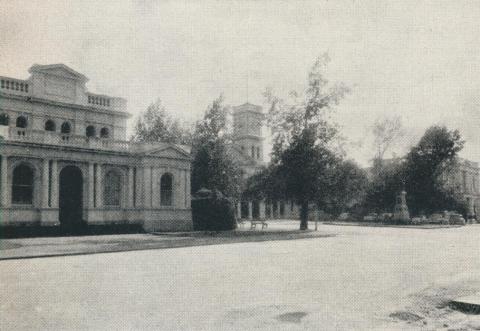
[258,54,351,229]
[132,99,193,145]
[191,96,242,199]
[365,125,466,216]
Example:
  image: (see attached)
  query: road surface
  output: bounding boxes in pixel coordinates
[2,224,480,330]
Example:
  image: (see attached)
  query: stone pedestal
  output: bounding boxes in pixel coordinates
[393,191,410,224]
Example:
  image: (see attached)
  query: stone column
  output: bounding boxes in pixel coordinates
[88,163,94,208]
[248,201,253,219]
[237,201,242,219]
[185,168,191,209]
[51,160,58,208]
[1,155,9,207]
[127,167,134,208]
[143,166,151,208]
[135,167,142,208]
[151,168,159,208]
[273,201,278,219]
[259,200,266,219]
[95,163,102,208]
[42,159,50,208]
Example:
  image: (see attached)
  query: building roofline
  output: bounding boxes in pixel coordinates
[29,63,89,82]
[0,91,132,118]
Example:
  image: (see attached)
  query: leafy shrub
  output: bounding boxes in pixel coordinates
[192,188,236,231]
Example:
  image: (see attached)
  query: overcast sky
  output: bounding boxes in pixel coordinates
[1,0,480,166]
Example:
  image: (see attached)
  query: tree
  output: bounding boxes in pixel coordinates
[365,125,466,216]
[323,159,368,215]
[403,125,465,215]
[191,96,242,198]
[264,54,350,230]
[364,158,406,213]
[132,99,193,145]
[372,115,404,167]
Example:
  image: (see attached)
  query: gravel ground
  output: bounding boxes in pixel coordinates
[1,223,480,330]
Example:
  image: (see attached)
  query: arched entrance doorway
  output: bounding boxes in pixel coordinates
[59,166,84,232]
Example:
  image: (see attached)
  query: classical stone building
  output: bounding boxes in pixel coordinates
[0,64,192,232]
[229,102,300,220]
[445,158,480,218]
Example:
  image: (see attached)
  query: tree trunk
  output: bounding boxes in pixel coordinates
[300,200,309,230]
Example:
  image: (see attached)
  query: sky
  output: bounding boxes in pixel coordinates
[1,0,480,166]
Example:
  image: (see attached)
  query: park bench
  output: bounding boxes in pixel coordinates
[250,218,268,230]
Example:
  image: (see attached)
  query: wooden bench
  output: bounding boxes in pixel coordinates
[250,219,268,230]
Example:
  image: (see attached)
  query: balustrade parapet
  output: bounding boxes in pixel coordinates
[1,127,143,152]
[0,76,30,96]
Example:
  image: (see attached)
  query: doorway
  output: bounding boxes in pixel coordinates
[59,166,84,232]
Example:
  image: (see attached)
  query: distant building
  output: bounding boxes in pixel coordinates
[445,158,480,217]
[0,64,192,232]
[369,157,480,217]
[229,102,300,220]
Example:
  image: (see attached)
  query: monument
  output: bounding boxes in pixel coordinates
[393,190,410,223]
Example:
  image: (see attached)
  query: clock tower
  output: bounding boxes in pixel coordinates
[232,102,264,163]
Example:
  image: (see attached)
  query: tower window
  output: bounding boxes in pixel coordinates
[251,146,255,158]
[61,121,71,134]
[45,120,56,131]
[100,127,110,138]
[86,125,96,138]
[0,113,10,126]
[16,116,27,128]
[257,147,260,159]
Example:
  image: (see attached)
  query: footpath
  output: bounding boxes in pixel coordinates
[0,228,332,260]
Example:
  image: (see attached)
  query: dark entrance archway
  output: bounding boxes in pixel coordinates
[59,165,84,233]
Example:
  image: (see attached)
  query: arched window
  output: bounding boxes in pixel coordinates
[100,127,109,138]
[45,120,56,131]
[251,146,255,158]
[160,173,173,206]
[0,113,10,126]
[16,116,27,128]
[12,164,34,204]
[104,170,121,206]
[86,125,96,138]
[61,122,71,134]
[256,147,260,159]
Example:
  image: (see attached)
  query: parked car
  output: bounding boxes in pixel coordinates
[448,213,466,225]
[411,215,428,225]
[363,213,378,222]
[380,213,393,222]
[338,212,351,221]
[428,213,449,224]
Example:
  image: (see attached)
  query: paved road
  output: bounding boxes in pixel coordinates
[1,224,480,330]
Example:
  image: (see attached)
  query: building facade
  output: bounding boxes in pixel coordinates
[0,64,192,232]
[230,102,300,220]
[446,158,480,218]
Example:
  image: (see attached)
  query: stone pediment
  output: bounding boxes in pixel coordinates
[29,64,88,82]
[144,144,191,159]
